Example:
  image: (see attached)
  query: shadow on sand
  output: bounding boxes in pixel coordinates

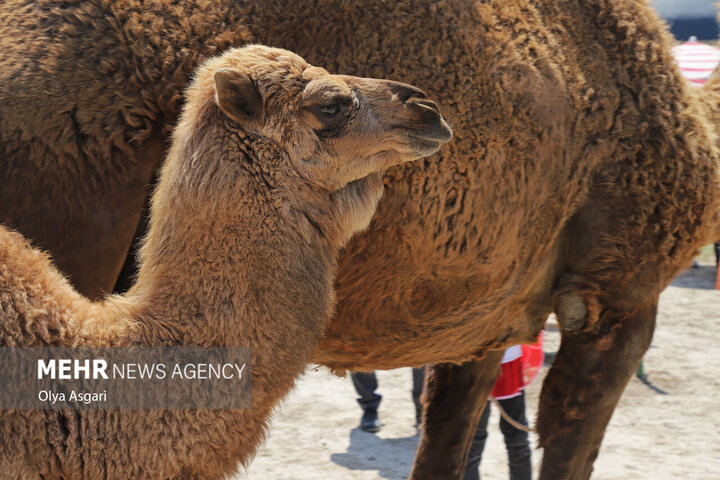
[330,427,420,480]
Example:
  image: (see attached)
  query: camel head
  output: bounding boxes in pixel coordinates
[166,45,452,246]
[208,45,452,191]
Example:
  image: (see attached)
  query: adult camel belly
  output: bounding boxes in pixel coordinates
[312,212,564,370]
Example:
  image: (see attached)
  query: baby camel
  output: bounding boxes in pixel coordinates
[0,45,451,479]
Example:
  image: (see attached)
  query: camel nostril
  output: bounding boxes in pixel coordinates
[411,99,441,114]
[402,91,428,103]
[387,80,429,103]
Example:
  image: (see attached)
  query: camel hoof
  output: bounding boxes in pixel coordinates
[556,292,588,332]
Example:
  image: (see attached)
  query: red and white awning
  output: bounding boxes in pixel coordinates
[672,40,720,86]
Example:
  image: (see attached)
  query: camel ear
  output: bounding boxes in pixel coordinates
[213,68,264,125]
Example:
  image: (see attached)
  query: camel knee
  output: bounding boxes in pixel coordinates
[556,292,588,332]
[552,274,601,333]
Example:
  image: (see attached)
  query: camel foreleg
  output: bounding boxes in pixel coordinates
[537,298,656,480]
[409,351,504,480]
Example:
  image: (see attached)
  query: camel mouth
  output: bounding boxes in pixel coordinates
[403,134,445,156]
[400,115,452,145]
[402,117,453,156]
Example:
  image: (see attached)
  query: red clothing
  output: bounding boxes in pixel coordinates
[491,332,544,400]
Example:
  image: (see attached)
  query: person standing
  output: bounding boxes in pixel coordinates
[351,367,426,432]
[464,334,544,480]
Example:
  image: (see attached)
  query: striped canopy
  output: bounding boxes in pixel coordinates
[672,40,720,86]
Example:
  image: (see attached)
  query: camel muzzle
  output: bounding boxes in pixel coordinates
[405,98,453,144]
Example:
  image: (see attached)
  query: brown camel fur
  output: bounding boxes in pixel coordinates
[0,45,451,479]
[2,1,720,478]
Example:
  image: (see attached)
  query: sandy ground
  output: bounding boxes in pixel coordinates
[239,260,720,480]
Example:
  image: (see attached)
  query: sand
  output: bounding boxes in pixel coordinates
[239,260,720,480]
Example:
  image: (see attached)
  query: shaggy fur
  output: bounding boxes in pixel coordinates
[2,1,720,479]
[0,45,449,479]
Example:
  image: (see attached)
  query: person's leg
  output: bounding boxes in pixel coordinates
[499,393,532,480]
[411,366,426,424]
[463,400,491,480]
[351,371,381,409]
[351,371,381,432]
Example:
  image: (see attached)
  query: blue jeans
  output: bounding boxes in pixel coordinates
[351,368,425,411]
[464,392,532,480]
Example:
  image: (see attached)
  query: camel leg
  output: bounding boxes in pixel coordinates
[410,350,504,480]
[113,194,152,294]
[537,298,657,480]
[0,132,166,299]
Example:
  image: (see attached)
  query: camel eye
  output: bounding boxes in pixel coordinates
[308,95,352,135]
[320,104,342,118]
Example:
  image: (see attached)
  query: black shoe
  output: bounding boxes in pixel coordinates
[360,408,381,433]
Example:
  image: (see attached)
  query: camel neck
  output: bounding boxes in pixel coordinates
[121,206,337,348]
[116,121,338,348]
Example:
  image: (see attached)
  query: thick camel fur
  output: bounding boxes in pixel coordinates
[0,45,450,479]
[1,1,720,478]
